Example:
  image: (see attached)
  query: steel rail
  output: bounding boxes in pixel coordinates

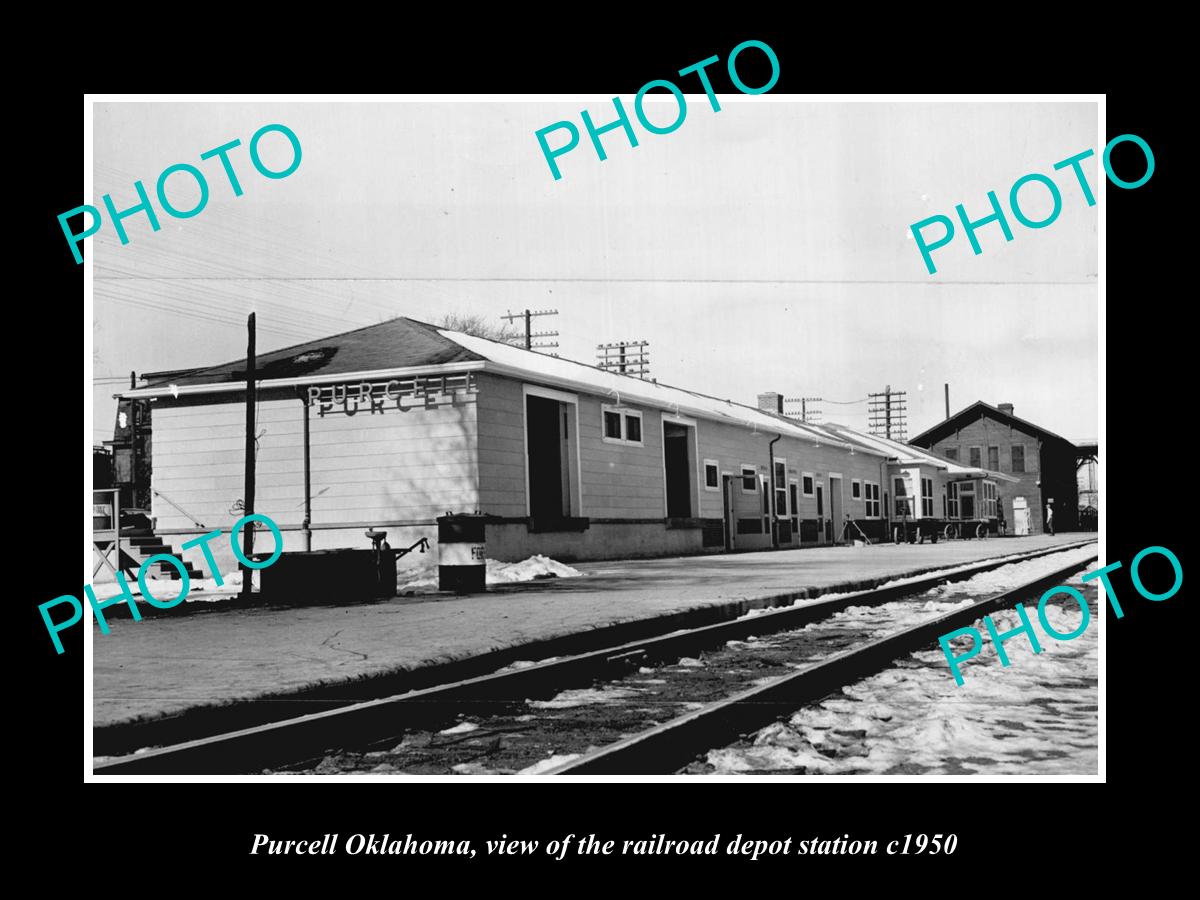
[545,553,1098,775]
[94,539,1096,775]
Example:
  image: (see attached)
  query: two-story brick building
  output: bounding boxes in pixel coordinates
[909,401,1083,534]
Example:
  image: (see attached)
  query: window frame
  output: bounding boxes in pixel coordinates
[773,458,788,518]
[624,412,642,444]
[600,403,644,447]
[1010,444,1026,473]
[987,445,1000,471]
[802,472,815,496]
[920,476,934,518]
[703,458,720,492]
[968,445,983,469]
[851,479,862,500]
[741,465,759,494]
[863,480,881,519]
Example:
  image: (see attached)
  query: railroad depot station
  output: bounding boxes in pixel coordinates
[102,316,1096,580]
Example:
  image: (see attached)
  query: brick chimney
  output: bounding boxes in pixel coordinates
[997,402,1014,416]
[757,392,784,414]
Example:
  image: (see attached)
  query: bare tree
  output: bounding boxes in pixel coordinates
[438,313,519,344]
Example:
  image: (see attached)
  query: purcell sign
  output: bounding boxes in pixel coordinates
[306,373,477,417]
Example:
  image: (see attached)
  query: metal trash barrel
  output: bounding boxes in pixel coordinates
[437,512,486,593]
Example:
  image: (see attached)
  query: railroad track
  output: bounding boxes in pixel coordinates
[94,540,1096,775]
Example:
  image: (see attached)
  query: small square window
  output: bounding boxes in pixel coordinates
[603,411,622,440]
[742,466,758,492]
[624,414,641,443]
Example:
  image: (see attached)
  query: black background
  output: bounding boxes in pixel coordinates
[23,24,1184,884]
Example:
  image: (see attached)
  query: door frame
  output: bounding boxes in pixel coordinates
[660,412,699,518]
[522,384,583,518]
[722,473,735,551]
[829,473,843,543]
[816,479,826,543]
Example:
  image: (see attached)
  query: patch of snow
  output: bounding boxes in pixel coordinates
[398,554,584,593]
[528,686,640,709]
[438,721,480,736]
[706,578,1099,776]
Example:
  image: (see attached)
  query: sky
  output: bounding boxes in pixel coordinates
[90,99,1099,443]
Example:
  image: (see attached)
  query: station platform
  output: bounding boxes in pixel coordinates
[92,533,1094,749]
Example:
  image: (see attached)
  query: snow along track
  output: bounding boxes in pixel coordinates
[546,546,1097,775]
[93,540,1096,775]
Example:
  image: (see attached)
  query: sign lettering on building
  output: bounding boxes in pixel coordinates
[306,373,477,418]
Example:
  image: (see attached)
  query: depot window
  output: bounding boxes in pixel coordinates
[802,473,814,496]
[704,459,720,491]
[851,479,862,500]
[773,459,788,516]
[921,477,934,517]
[1011,445,1026,473]
[741,465,758,493]
[864,481,880,518]
[601,405,643,446]
[969,446,982,468]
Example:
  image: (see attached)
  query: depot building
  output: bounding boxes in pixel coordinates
[118,317,1014,574]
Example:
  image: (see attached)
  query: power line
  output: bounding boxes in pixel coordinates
[90,276,1098,285]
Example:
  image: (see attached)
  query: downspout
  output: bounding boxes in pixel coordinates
[768,434,781,549]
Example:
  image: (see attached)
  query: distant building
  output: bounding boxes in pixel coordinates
[910,401,1095,534]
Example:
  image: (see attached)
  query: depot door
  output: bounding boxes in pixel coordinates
[1013,497,1030,535]
[829,476,843,543]
[722,475,735,551]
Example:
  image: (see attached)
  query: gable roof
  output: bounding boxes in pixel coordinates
[141,316,484,388]
[116,315,1016,473]
[909,400,1076,449]
[121,316,873,453]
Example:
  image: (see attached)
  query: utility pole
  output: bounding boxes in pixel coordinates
[501,309,559,351]
[783,397,822,424]
[241,312,257,598]
[944,383,950,420]
[596,340,650,378]
[868,385,908,441]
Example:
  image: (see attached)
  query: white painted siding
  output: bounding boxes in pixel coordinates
[151,393,480,531]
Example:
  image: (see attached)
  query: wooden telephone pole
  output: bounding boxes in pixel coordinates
[240,313,257,597]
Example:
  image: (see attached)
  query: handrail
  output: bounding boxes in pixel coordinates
[150,487,208,529]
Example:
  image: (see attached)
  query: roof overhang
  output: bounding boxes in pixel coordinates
[117,361,487,400]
